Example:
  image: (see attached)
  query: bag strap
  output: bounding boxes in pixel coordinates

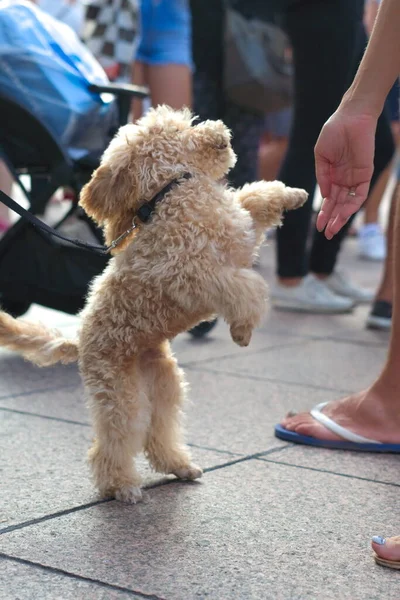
[0,190,113,255]
[0,172,193,256]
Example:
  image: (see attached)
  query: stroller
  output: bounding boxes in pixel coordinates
[0,83,146,319]
[0,0,148,318]
[0,0,217,338]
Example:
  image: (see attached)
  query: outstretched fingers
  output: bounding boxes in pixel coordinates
[317,182,370,239]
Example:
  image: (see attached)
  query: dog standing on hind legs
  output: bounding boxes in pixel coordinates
[0,106,307,503]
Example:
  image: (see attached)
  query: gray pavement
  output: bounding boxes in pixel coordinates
[1,238,399,600]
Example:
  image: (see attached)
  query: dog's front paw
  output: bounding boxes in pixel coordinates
[284,187,308,211]
[173,463,203,480]
[230,323,252,347]
[114,485,144,504]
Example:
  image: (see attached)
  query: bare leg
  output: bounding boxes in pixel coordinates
[258,134,289,182]
[144,342,202,480]
[363,162,392,224]
[131,60,148,120]
[374,182,399,303]
[280,191,400,444]
[147,64,192,109]
[84,358,151,503]
[132,62,192,120]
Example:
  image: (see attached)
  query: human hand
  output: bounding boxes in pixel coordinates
[315,109,377,239]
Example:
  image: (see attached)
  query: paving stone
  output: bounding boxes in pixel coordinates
[0,559,140,600]
[259,305,389,346]
[0,370,341,455]
[261,445,400,486]
[208,338,387,393]
[0,411,233,530]
[1,460,399,600]
[0,352,79,400]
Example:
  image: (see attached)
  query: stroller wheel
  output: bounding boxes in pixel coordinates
[0,296,31,318]
[189,318,218,338]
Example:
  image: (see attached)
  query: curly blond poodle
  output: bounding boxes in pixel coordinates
[0,106,307,502]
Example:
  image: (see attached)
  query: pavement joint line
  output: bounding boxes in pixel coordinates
[0,499,113,536]
[180,338,309,369]
[0,554,166,600]
[0,447,291,536]
[185,364,353,395]
[322,334,387,349]
[0,405,243,457]
[257,329,388,349]
[257,456,400,488]
[0,383,79,403]
[187,442,243,457]
[0,406,89,427]
[203,444,292,473]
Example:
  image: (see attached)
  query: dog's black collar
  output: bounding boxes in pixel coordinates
[135,172,192,224]
[0,173,192,257]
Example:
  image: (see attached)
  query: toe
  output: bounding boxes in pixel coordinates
[372,536,400,562]
[280,411,342,441]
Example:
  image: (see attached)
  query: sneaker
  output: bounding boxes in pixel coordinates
[358,223,386,261]
[324,269,374,304]
[366,300,392,331]
[271,274,354,313]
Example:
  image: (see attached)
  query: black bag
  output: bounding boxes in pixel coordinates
[0,218,109,317]
[223,5,293,114]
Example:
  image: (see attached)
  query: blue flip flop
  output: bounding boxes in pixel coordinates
[275,401,400,453]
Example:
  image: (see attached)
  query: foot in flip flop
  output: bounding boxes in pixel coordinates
[275,385,400,452]
[372,536,400,569]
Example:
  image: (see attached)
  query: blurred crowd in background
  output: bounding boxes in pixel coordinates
[0,0,398,332]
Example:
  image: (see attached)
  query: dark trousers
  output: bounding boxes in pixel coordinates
[275,0,395,277]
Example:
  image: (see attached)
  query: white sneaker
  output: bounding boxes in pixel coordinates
[358,224,386,261]
[271,274,354,313]
[325,269,374,304]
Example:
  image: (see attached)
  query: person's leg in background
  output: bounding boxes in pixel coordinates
[355,81,399,262]
[258,109,292,183]
[223,101,265,189]
[357,84,399,263]
[273,0,369,313]
[366,162,400,331]
[132,0,192,120]
[355,0,389,262]
[358,161,391,262]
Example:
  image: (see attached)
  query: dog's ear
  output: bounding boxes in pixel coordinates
[80,164,138,224]
[80,165,114,224]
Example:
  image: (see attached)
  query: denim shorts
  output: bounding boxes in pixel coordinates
[136,0,192,68]
[264,108,293,138]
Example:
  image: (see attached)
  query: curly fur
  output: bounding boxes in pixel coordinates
[0,106,307,503]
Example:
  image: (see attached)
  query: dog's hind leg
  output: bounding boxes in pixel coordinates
[83,356,151,504]
[143,342,202,481]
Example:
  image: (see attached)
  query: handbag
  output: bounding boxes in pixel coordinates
[223,5,293,114]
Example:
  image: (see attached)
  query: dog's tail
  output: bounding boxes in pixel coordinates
[0,311,79,367]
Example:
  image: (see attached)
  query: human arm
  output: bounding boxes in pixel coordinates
[315,0,400,239]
